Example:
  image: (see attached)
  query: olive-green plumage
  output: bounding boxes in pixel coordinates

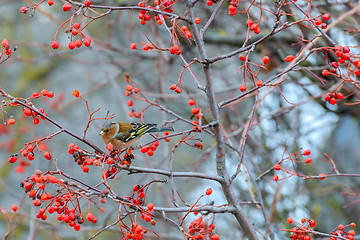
[99,121,174,150]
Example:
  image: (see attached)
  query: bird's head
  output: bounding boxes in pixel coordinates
[99,122,119,139]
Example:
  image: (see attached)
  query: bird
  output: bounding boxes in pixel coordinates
[99,121,174,150]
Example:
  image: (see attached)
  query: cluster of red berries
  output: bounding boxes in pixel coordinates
[324,91,343,105]
[69,143,101,172]
[287,217,316,240]
[20,170,96,231]
[140,140,160,156]
[322,45,359,77]
[130,42,155,52]
[153,0,174,13]
[137,2,154,25]
[126,222,149,240]
[247,20,261,34]
[170,83,182,93]
[329,223,356,240]
[125,185,147,206]
[20,89,54,125]
[188,217,219,240]
[228,0,239,15]
[314,13,330,29]
[1,39,12,56]
[181,26,192,38]
[169,44,182,55]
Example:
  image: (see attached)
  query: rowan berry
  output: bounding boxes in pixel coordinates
[239,84,247,92]
[256,80,263,87]
[147,203,154,211]
[9,156,17,163]
[211,234,219,240]
[84,37,91,47]
[318,174,326,180]
[314,19,322,25]
[239,54,246,61]
[20,6,27,14]
[354,69,360,76]
[48,0,54,5]
[263,56,270,64]
[206,188,212,195]
[191,108,199,114]
[273,175,279,181]
[336,92,343,100]
[43,151,52,160]
[188,99,195,106]
[11,204,18,212]
[195,17,201,24]
[274,164,281,170]
[285,55,295,62]
[322,69,329,76]
[84,0,91,7]
[303,149,310,155]
[305,157,312,164]
[7,118,15,125]
[322,14,330,21]
[175,87,182,93]
[309,219,316,227]
[287,217,293,224]
[68,41,76,50]
[130,43,137,49]
[329,98,337,105]
[63,4,72,11]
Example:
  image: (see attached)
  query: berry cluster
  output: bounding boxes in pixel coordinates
[324,92,343,105]
[329,223,356,240]
[188,217,219,240]
[314,13,331,29]
[247,20,261,34]
[1,39,12,56]
[287,218,316,240]
[228,0,239,15]
[20,170,100,231]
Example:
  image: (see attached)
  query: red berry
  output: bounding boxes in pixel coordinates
[285,55,295,62]
[195,17,201,24]
[126,84,133,91]
[188,99,195,106]
[84,37,91,47]
[305,157,312,164]
[47,91,54,98]
[63,4,72,11]
[43,151,52,160]
[314,19,322,25]
[7,118,15,125]
[239,54,246,61]
[51,40,59,50]
[48,0,54,6]
[130,43,137,49]
[68,41,76,50]
[170,84,177,90]
[287,217,293,224]
[175,87,182,93]
[211,235,219,240]
[239,84,247,92]
[318,174,326,180]
[309,219,316,227]
[273,175,279,181]
[322,14,330,21]
[127,100,133,106]
[147,203,154,211]
[303,149,311,155]
[84,0,91,7]
[147,150,154,156]
[336,92,343,100]
[140,146,148,153]
[263,56,270,64]
[324,93,331,101]
[329,98,337,105]
[205,188,212,195]
[256,80,263,87]
[354,69,360,76]
[9,156,17,163]
[33,118,40,124]
[274,164,281,171]
[322,69,329,76]
[11,204,18,212]
[20,6,27,14]
[191,108,199,114]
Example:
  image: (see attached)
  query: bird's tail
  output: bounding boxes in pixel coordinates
[149,126,174,133]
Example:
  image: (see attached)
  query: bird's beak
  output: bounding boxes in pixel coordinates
[99,131,105,136]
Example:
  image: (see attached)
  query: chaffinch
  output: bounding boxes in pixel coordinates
[99,121,174,150]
